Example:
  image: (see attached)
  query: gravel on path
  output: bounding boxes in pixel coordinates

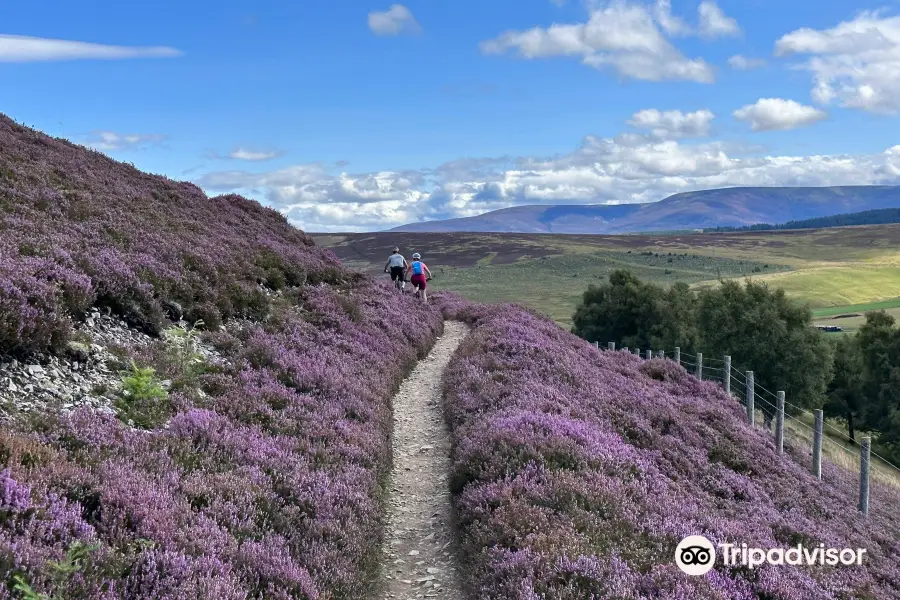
[380,320,468,600]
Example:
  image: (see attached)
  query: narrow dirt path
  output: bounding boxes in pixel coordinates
[380,321,468,600]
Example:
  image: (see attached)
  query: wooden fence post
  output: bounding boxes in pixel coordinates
[724,356,731,395]
[696,353,703,380]
[594,341,599,348]
[776,391,785,454]
[859,436,871,516]
[813,409,823,480]
[746,371,755,426]
[623,346,628,353]
[645,349,652,360]
[608,342,615,351]
[674,347,680,365]
[658,350,665,359]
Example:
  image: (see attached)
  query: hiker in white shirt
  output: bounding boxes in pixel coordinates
[384,247,409,291]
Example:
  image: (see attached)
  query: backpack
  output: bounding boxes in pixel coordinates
[412,261,424,275]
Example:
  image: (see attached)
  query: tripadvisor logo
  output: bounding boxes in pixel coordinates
[675,535,867,575]
[675,536,716,575]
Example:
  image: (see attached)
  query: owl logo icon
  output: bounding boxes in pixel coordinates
[675,535,716,576]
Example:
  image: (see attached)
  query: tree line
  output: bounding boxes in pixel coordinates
[704,207,900,233]
[571,270,900,462]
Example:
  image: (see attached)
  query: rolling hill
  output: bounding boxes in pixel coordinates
[390,186,900,234]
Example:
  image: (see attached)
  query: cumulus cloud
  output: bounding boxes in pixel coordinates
[697,1,740,38]
[774,11,900,114]
[0,34,180,62]
[86,131,167,151]
[733,98,827,131]
[628,108,715,139]
[728,54,765,70]
[479,1,715,82]
[196,118,898,232]
[368,4,420,36]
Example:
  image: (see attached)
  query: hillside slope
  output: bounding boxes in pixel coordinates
[391,186,900,234]
[0,113,444,599]
[0,113,344,356]
[437,299,900,599]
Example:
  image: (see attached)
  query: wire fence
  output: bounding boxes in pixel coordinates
[595,340,900,517]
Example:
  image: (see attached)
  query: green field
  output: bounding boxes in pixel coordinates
[812,298,900,317]
[312,224,900,327]
[811,301,900,334]
[433,251,783,326]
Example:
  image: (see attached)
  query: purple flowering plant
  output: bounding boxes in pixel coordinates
[437,298,900,599]
[0,114,444,599]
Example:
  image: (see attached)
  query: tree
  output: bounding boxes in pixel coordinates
[824,335,866,442]
[571,270,696,352]
[856,311,900,454]
[695,279,833,423]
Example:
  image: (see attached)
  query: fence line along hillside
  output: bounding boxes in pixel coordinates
[595,341,900,516]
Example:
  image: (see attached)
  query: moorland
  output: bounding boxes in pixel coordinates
[313,225,900,329]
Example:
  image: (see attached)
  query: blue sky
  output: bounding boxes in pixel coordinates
[2,0,900,231]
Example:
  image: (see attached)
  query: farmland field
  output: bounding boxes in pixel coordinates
[312,224,900,326]
[811,300,900,333]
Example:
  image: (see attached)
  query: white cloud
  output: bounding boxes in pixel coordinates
[86,131,166,151]
[728,54,765,70]
[480,1,715,82]
[628,108,715,139]
[698,1,740,38]
[196,116,898,232]
[0,34,180,62]
[654,0,690,36]
[774,11,900,114]
[368,4,420,36]
[733,98,827,131]
[228,148,283,161]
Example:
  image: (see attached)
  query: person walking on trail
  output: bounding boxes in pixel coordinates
[407,253,433,303]
[384,247,408,292]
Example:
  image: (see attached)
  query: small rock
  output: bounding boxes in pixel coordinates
[408,550,419,556]
[65,341,91,362]
[25,364,44,375]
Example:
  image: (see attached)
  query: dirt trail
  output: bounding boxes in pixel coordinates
[380,321,468,600]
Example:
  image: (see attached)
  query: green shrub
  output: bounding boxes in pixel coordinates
[162,320,207,381]
[115,361,170,429]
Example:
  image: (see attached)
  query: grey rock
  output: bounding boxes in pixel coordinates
[65,341,91,362]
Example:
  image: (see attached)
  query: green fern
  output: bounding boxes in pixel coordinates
[162,319,207,379]
[12,541,100,600]
[115,361,170,429]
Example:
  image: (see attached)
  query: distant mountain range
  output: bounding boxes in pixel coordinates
[389,186,900,234]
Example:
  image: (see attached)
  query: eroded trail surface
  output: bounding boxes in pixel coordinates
[380,321,468,600]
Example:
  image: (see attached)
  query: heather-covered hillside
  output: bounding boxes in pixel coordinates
[0,114,443,599]
[438,300,900,599]
[0,113,345,356]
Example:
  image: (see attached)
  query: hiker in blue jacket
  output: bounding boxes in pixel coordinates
[407,253,433,303]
